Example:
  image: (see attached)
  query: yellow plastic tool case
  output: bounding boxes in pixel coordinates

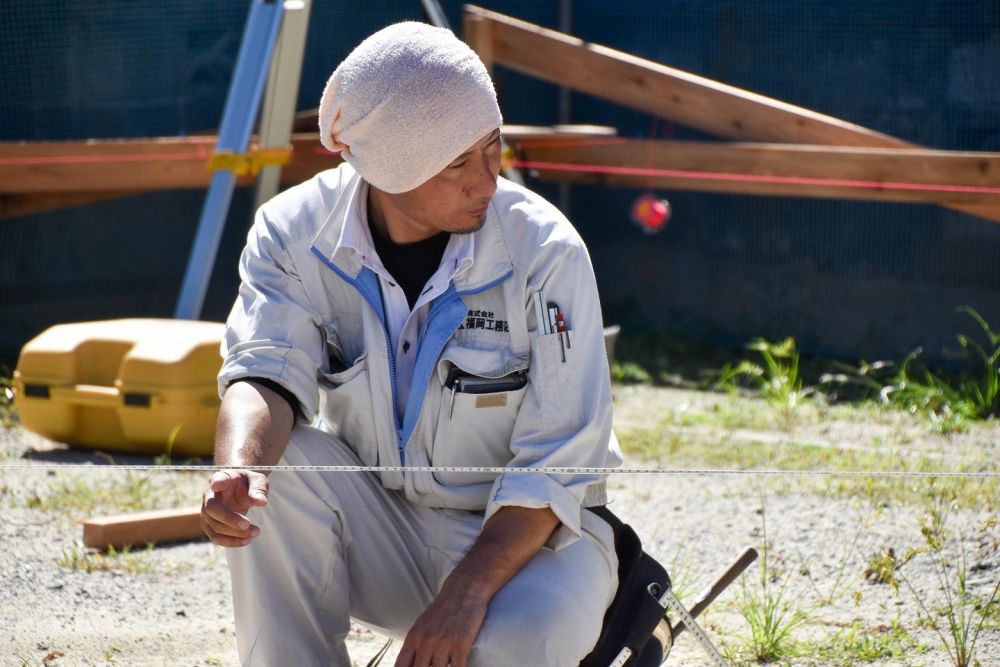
[13,319,225,457]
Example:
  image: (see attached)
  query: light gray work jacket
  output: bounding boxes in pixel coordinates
[219,163,622,548]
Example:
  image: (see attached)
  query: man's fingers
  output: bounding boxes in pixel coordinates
[201,501,259,547]
[203,510,258,540]
[201,470,267,548]
[202,521,255,548]
[204,494,255,533]
[209,470,234,493]
[246,473,269,506]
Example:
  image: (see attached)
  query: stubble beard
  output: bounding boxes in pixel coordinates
[448,213,488,236]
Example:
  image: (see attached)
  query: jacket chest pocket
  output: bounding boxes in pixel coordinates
[431,346,529,486]
[318,351,377,467]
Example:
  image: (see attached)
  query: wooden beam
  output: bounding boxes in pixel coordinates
[0,135,343,220]
[465,5,899,146]
[82,506,204,550]
[463,5,1000,222]
[0,127,612,195]
[464,8,495,76]
[0,125,616,219]
[0,136,236,194]
[0,135,345,195]
[516,140,1000,204]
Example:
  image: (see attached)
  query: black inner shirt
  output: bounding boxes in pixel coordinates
[234,219,451,421]
[368,216,450,310]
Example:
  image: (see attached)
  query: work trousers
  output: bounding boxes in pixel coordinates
[226,425,618,666]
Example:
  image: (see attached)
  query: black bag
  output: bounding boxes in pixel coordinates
[580,506,673,667]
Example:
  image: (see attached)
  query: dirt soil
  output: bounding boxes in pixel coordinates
[1,385,998,666]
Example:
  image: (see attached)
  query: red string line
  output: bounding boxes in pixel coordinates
[3,147,998,196]
[513,159,1000,196]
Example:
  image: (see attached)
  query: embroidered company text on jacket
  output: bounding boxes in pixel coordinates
[458,309,510,332]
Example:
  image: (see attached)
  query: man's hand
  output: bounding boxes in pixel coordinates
[200,469,269,547]
[203,380,294,547]
[395,506,559,667]
[394,581,488,667]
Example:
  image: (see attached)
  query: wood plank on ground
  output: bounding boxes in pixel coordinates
[82,506,204,550]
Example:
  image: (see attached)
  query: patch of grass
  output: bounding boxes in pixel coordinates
[611,311,1000,434]
[152,422,185,466]
[898,503,1000,667]
[25,470,187,517]
[863,547,908,592]
[818,620,922,662]
[733,501,810,662]
[610,360,652,385]
[715,337,816,427]
[57,543,155,574]
[618,417,999,508]
[828,307,1000,433]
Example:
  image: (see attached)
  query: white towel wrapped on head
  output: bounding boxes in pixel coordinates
[318,21,503,194]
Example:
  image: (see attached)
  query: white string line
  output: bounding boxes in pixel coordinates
[0,463,997,478]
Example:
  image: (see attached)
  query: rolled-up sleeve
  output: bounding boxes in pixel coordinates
[218,210,326,423]
[483,241,619,550]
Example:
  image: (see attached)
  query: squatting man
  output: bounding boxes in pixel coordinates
[200,22,623,667]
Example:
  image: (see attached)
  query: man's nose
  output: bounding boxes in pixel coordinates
[468,153,499,199]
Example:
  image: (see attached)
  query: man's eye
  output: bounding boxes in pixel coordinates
[450,161,467,169]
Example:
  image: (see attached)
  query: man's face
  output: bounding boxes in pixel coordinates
[383,129,502,239]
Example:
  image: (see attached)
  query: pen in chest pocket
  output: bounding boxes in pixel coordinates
[555,312,570,349]
[533,290,570,364]
[547,303,572,364]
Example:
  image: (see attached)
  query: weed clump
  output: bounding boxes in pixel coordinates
[714,337,814,427]
[730,501,810,662]
[898,505,1000,667]
[825,307,999,432]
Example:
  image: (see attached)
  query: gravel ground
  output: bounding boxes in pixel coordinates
[1,386,998,667]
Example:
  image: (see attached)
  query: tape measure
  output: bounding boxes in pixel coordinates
[657,585,729,666]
